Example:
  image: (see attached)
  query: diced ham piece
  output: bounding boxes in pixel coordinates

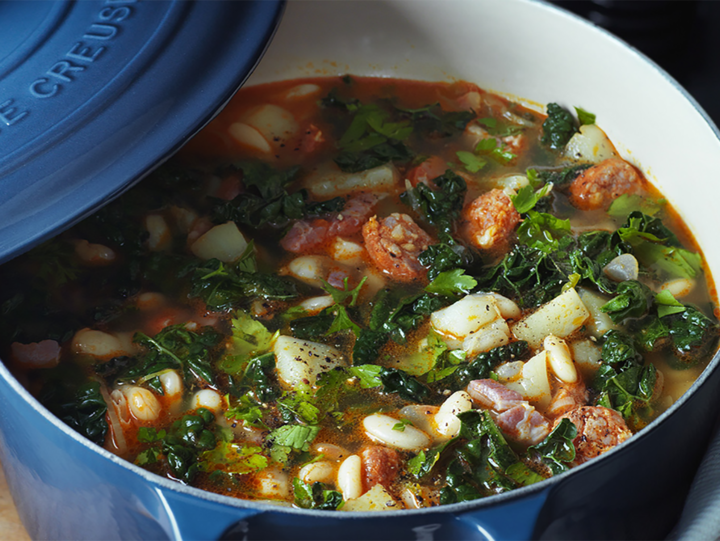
[11,340,61,368]
[468,379,551,445]
[281,193,381,254]
[545,379,589,420]
[495,403,551,445]
[467,379,525,412]
[281,219,330,253]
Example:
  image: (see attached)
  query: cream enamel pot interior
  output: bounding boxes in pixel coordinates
[1,1,720,540]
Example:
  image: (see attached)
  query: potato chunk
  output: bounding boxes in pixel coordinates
[564,124,617,163]
[341,484,401,512]
[431,294,502,345]
[511,288,590,349]
[273,336,345,387]
[190,222,248,263]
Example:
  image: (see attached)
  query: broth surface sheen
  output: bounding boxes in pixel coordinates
[2,76,717,511]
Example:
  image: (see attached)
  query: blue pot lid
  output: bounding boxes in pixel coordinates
[0,0,284,264]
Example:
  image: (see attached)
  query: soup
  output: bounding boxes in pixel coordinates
[1,76,717,511]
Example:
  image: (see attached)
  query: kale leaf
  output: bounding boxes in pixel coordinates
[541,103,577,150]
[666,306,718,365]
[528,418,577,474]
[188,258,298,311]
[211,162,309,228]
[600,280,654,323]
[42,380,108,446]
[395,102,475,138]
[418,243,468,281]
[400,170,467,243]
[617,212,702,279]
[162,409,218,483]
[594,330,657,425]
[448,341,530,390]
[439,410,544,504]
[532,164,591,189]
[293,478,344,510]
[127,325,223,387]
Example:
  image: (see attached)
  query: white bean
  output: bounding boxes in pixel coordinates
[337,455,363,501]
[661,278,696,299]
[305,162,398,198]
[431,294,502,344]
[287,255,327,287]
[603,254,639,282]
[72,328,130,359]
[312,443,351,462]
[121,386,162,422]
[74,239,116,264]
[363,414,431,452]
[243,104,298,143]
[544,335,577,383]
[285,84,322,99]
[330,237,365,263]
[299,295,335,314]
[435,391,473,438]
[159,370,183,399]
[145,215,171,252]
[299,461,336,485]
[191,389,223,412]
[255,468,291,500]
[398,405,442,441]
[228,122,271,154]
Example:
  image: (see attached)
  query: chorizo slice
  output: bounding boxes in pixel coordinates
[462,189,520,253]
[362,213,432,282]
[568,157,644,211]
[555,405,632,465]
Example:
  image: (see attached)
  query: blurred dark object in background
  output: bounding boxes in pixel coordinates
[550,0,720,126]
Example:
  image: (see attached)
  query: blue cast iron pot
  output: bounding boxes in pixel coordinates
[2,1,720,539]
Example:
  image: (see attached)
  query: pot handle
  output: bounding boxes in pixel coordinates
[154,486,263,541]
[452,486,550,541]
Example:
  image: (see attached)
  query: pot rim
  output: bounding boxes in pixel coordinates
[1,0,719,521]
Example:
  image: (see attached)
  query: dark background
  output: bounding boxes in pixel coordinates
[551,0,720,126]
